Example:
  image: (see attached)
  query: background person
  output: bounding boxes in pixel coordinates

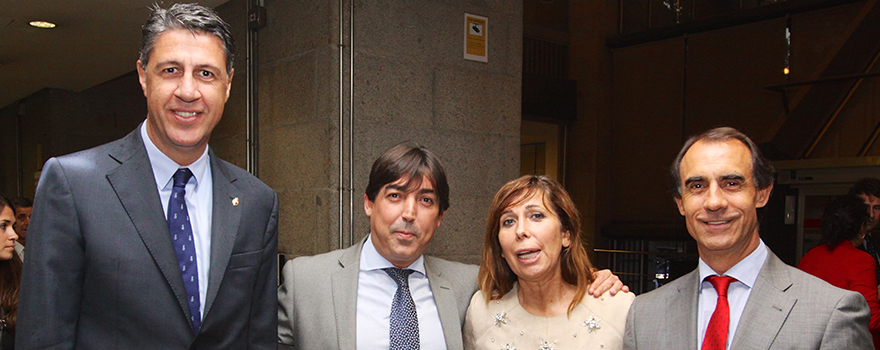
[799,194,880,349]
[850,178,880,290]
[9,197,31,261]
[0,196,21,350]
[464,175,634,350]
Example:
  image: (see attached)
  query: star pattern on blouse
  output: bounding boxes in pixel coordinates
[493,311,509,326]
[582,315,602,333]
[500,344,516,350]
[537,338,555,350]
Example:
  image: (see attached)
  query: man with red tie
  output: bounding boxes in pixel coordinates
[623,127,871,350]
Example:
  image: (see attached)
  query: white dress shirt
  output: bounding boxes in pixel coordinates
[141,122,213,319]
[356,235,448,350]
[697,239,768,349]
[14,241,24,262]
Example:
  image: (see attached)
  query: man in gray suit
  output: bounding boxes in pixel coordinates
[278,143,624,350]
[623,127,872,350]
[17,4,278,349]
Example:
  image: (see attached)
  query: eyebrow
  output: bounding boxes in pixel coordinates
[385,185,435,195]
[684,177,705,187]
[501,204,545,215]
[154,60,182,68]
[684,174,746,187]
[155,60,221,72]
[720,174,745,181]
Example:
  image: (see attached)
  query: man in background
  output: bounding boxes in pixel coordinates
[850,177,880,289]
[9,197,31,260]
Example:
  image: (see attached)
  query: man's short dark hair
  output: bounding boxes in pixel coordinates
[670,126,775,198]
[365,142,450,214]
[849,178,880,198]
[10,197,32,209]
[139,3,235,74]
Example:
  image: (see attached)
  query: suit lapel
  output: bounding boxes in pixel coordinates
[425,256,464,350]
[105,129,192,321]
[730,252,795,350]
[332,241,362,350]
[203,155,242,318]
[670,270,700,350]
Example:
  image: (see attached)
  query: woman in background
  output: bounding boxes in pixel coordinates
[0,196,20,349]
[464,175,633,350]
[799,194,880,350]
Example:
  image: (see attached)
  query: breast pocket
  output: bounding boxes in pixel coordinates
[228,249,262,269]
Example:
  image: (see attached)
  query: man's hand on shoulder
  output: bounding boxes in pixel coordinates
[589,268,630,297]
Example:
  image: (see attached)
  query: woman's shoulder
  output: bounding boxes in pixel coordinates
[578,288,635,314]
[468,288,519,314]
[464,288,522,349]
[571,289,634,341]
[834,241,876,263]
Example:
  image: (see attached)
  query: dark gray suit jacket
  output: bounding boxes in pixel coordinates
[277,237,479,350]
[17,127,279,349]
[624,250,873,350]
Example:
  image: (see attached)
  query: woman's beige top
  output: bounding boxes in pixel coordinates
[463,284,634,350]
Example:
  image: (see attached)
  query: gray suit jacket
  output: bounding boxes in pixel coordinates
[17,127,279,349]
[623,250,873,350]
[278,237,479,350]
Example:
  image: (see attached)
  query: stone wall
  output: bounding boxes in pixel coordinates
[257,0,523,263]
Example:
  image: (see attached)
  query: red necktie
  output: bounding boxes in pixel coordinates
[702,276,736,350]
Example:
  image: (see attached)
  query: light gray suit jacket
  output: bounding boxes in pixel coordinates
[623,250,873,350]
[278,237,479,350]
[17,127,279,349]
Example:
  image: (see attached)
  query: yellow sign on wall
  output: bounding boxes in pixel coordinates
[464,14,488,62]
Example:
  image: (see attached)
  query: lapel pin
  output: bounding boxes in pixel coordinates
[232,197,240,206]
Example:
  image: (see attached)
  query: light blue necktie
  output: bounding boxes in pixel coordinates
[168,168,201,334]
[383,267,419,350]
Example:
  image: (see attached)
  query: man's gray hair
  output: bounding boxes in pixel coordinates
[139,3,235,74]
[670,126,775,198]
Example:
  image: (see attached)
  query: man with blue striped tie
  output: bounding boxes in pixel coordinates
[16,4,278,349]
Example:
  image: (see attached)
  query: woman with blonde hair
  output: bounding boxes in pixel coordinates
[464,175,633,350]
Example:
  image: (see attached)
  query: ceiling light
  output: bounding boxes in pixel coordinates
[29,21,56,29]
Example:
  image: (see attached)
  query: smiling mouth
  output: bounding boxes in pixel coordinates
[705,220,731,225]
[175,111,199,117]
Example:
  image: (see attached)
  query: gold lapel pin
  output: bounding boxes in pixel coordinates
[232,197,240,206]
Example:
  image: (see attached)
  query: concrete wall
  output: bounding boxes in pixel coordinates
[259,0,523,263]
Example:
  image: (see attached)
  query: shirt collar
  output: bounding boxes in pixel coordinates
[698,239,767,290]
[360,234,426,276]
[140,122,210,191]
